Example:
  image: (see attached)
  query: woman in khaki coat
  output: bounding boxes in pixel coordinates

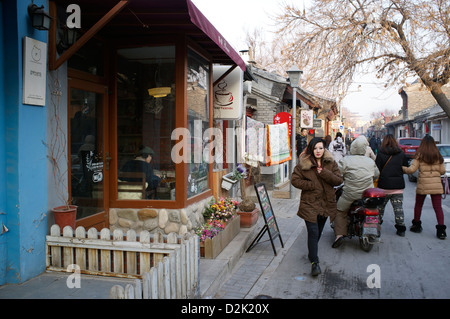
[403,135,446,239]
[291,137,343,276]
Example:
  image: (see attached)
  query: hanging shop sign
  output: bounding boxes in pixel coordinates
[23,36,47,106]
[431,124,441,130]
[213,65,243,120]
[300,110,313,128]
[273,112,292,136]
[331,120,342,129]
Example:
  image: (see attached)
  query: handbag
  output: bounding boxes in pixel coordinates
[442,175,450,199]
[374,155,392,188]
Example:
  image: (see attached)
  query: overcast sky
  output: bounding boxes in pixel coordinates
[192,0,403,120]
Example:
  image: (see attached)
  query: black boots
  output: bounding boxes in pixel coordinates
[311,262,321,276]
[436,225,447,239]
[410,220,423,233]
[395,225,406,237]
[410,220,447,239]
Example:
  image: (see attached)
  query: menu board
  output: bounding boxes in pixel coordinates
[246,183,284,256]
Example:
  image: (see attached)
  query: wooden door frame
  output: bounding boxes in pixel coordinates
[68,78,110,231]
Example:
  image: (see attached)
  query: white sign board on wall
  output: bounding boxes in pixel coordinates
[23,36,47,106]
[212,65,243,120]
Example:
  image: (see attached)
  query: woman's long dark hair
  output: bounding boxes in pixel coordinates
[380,134,399,150]
[415,135,443,165]
[305,137,326,165]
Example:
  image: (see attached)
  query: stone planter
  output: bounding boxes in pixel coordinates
[221,173,238,191]
[237,208,259,228]
[200,215,240,259]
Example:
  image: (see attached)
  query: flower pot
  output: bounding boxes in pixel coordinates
[52,205,77,230]
[221,173,238,190]
[200,215,240,259]
[237,208,259,228]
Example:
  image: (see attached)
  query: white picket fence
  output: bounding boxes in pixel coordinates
[109,236,199,299]
[46,225,199,298]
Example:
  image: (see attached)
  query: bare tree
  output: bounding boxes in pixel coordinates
[369,108,397,120]
[274,0,450,118]
[244,27,286,75]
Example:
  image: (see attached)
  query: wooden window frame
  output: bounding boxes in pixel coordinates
[109,36,214,210]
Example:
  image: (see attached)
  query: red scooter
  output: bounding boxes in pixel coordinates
[335,185,385,252]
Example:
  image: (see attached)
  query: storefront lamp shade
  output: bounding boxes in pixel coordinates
[28,4,52,31]
[148,87,171,98]
[287,65,303,88]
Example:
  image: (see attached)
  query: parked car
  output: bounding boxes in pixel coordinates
[407,143,450,182]
[398,137,421,159]
[437,144,450,177]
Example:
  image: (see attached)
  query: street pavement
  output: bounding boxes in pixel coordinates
[214,178,450,299]
[1,178,449,300]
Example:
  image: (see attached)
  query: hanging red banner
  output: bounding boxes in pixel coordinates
[273,112,292,136]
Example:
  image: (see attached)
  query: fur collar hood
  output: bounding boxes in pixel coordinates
[299,149,335,170]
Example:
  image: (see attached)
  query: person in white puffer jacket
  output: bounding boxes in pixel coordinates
[328,132,346,163]
[331,135,380,248]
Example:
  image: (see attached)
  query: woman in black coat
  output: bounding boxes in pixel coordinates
[375,134,409,236]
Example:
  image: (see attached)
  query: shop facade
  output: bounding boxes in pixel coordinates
[1,0,245,284]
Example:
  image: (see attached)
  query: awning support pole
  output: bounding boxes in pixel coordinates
[49,0,130,70]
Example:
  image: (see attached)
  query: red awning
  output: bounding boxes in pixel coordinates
[186,0,245,71]
[52,0,245,70]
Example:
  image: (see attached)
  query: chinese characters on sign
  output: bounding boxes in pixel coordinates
[273,112,292,136]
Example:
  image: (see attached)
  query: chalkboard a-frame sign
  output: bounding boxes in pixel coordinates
[246,183,284,256]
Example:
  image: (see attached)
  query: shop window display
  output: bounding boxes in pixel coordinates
[187,49,210,198]
[116,46,176,200]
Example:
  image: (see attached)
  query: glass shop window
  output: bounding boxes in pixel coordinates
[116,46,176,200]
[187,49,211,198]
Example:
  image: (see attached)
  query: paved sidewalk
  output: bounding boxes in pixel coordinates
[0,191,302,299]
[0,271,136,299]
[212,196,303,299]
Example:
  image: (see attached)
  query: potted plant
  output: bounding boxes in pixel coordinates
[221,163,247,191]
[47,71,77,230]
[196,197,240,258]
[236,163,260,228]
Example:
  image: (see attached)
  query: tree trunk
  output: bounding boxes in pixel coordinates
[428,83,450,119]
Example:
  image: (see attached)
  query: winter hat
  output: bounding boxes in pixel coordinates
[138,146,155,157]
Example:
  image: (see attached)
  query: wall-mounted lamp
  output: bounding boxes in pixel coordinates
[28,3,52,31]
[57,25,78,53]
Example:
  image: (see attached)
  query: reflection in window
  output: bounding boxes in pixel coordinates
[116,46,176,200]
[69,89,104,219]
[187,49,210,198]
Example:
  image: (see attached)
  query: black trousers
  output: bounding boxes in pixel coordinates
[304,215,328,263]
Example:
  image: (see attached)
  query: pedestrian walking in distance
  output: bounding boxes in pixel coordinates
[291,137,343,276]
[375,134,409,236]
[328,132,346,163]
[403,135,447,239]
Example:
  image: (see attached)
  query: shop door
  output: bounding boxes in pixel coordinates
[69,79,109,231]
